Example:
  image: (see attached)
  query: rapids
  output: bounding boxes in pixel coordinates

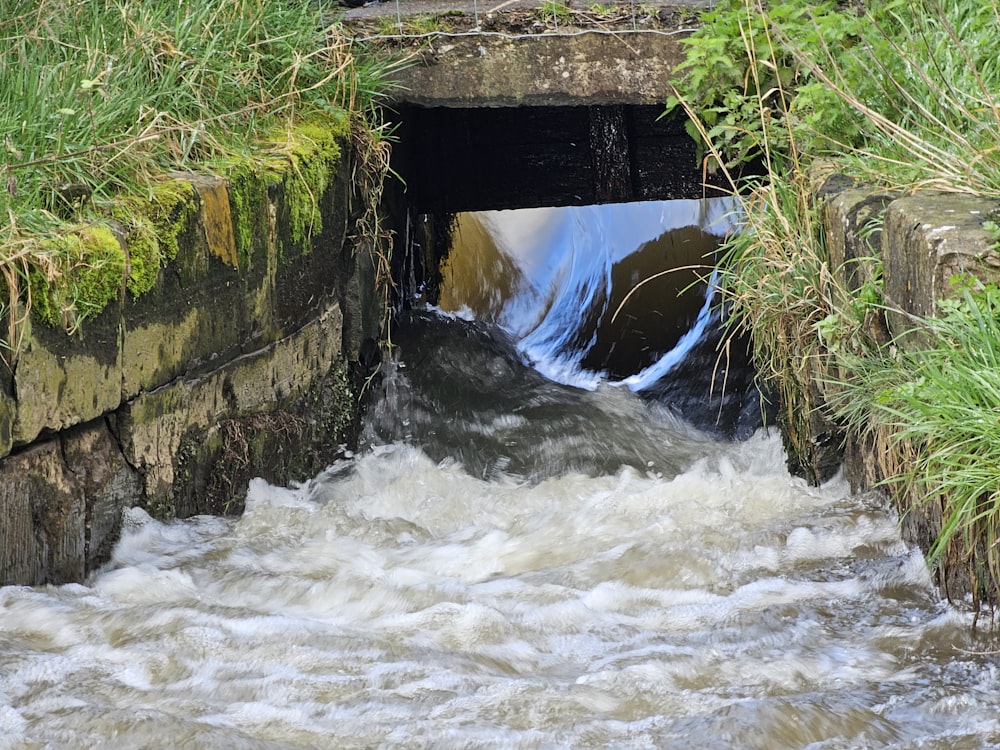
[2,201,999,749]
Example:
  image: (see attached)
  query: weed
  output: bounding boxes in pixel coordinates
[830,283,1000,609]
[542,0,572,27]
[984,219,1000,251]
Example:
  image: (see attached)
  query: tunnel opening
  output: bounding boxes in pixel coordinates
[383,103,767,439]
[391,103,732,214]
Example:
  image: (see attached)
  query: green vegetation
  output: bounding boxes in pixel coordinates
[374,13,449,37]
[985,217,1000,252]
[542,0,573,26]
[26,224,126,332]
[671,0,1000,600]
[831,284,1000,597]
[0,0,399,343]
[111,180,198,296]
[670,0,1000,194]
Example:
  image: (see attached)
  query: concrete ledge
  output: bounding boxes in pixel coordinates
[389,31,691,107]
[820,179,1000,326]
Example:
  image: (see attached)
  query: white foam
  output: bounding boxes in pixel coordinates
[0,432,989,747]
[0,705,27,750]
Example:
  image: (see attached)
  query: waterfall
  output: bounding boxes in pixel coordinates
[434,197,759,436]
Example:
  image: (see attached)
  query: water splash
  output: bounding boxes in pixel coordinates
[616,268,721,391]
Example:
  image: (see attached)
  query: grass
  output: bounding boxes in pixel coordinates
[0,0,401,344]
[671,0,1000,195]
[829,284,1000,607]
[541,0,573,26]
[669,0,1000,601]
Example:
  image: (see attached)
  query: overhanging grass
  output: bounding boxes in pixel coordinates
[0,0,402,339]
[829,285,1000,598]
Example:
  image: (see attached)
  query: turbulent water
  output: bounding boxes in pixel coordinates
[3,202,1000,749]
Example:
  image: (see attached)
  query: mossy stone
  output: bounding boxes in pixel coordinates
[110,179,198,296]
[28,224,126,330]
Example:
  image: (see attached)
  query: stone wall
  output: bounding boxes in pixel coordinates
[0,129,389,586]
[812,178,1000,599]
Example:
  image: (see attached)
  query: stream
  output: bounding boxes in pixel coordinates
[1,200,998,749]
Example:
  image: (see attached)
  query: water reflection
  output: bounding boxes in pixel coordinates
[438,199,738,389]
[433,198,763,437]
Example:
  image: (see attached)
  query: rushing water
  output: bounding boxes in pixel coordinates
[3,202,1000,749]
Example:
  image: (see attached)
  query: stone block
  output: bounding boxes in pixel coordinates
[117,301,345,511]
[0,387,13,458]
[62,421,143,570]
[822,186,895,292]
[0,439,85,585]
[388,33,688,108]
[883,192,1000,336]
[119,177,253,398]
[0,421,143,585]
[12,314,123,446]
[0,120,383,586]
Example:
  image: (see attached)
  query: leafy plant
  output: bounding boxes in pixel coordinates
[670,0,1000,195]
[665,0,857,172]
[984,219,1000,251]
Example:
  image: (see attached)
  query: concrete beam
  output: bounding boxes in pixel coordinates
[342,0,705,108]
[386,31,691,108]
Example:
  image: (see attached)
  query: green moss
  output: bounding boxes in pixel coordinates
[15,113,351,343]
[110,179,197,298]
[25,173,198,328]
[280,120,345,250]
[221,114,349,262]
[227,162,269,265]
[137,180,197,263]
[110,214,160,298]
[29,224,127,330]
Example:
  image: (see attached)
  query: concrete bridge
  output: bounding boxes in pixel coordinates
[343,0,724,211]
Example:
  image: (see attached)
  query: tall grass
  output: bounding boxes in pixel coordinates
[671,0,1000,596]
[830,285,1000,605]
[788,0,1000,195]
[0,0,402,343]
